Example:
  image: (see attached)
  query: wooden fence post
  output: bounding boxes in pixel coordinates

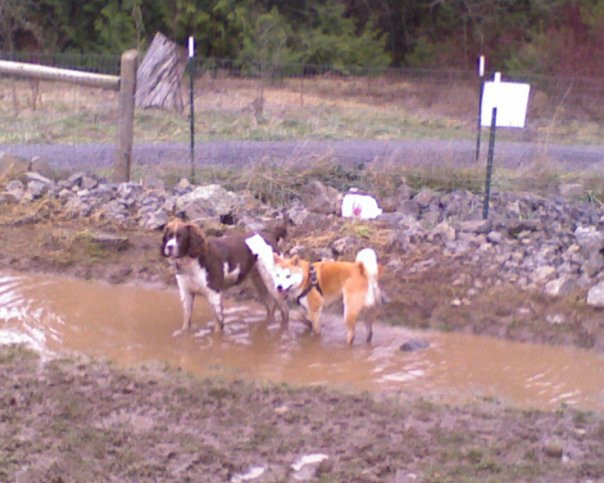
[113,49,138,182]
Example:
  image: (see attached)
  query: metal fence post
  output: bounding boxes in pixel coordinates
[188,36,196,183]
[113,49,138,183]
[475,55,485,162]
[482,107,497,219]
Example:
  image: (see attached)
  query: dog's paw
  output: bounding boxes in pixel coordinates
[172,327,188,337]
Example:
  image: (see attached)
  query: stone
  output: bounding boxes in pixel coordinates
[544,277,575,297]
[81,175,99,190]
[30,156,56,181]
[5,180,25,202]
[0,192,20,204]
[429,221,456,242]
[0,153,29,180]
[290,453,329,481]
[176,184,239,221]
[532,266,556,283]
[301,180,340,215]
[331,236,356,256]
[399,339,430,352]
[457,219,492,234]
[398,199,420,217]
[86,232,130,251]
[582,253,604,277]
[26,180,48,199]
[586,281,604,308]
[414,187,438,207]
[558,182,584,198]
[486,231,503,244]
[67,171,86,188]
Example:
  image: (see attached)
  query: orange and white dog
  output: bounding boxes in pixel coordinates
[272,248,382,345]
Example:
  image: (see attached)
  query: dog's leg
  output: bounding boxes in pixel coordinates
[343,294,365,346]
[250,268,275,322]
[174,276,194,337]
[364,319,373,343]
[309,306,323,337]
[252,264,289,325]
[205,288,224,332]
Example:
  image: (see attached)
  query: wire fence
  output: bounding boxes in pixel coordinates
[2,50,602,124]
[0,50,602,180]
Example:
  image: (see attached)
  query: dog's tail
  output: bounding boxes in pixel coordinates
[356,248,382,307]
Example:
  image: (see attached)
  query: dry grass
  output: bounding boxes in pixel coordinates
[2,75,602,145]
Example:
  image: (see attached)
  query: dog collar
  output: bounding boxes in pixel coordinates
[296,263,322,305]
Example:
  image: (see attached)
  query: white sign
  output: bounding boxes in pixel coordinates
[481,79,530,128]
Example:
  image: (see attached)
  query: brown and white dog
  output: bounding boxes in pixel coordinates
[272,248,382,345]
[161,219,288,335]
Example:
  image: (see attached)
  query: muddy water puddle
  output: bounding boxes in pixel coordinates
[1,271,603,411]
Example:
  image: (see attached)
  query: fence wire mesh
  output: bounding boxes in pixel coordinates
[1,51,602,184]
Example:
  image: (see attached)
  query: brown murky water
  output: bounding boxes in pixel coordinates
[1,271,603,411]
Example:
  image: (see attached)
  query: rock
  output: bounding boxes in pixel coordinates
[457,219,492,234]
[421,208,441,226]
[544,277,575,297]
[0,153,29,180]
[25,180,48,200]
[176,184,240,221]
[30,156,56,181]
[581,252,604,277]
[290,453,329,481]
[286,202,311,226]
[507,219,540,237]
[586,281,604,308]
[331,236,356,257]
[231,465,266,482]
[398,199,420,217]
[301,180,339,215]
[414,187,438,207]
[81,175,99,190]
[543,441,564,459]
[532,266,556,283]
[5,179,25,202]
[558,182,584,198]
[140,209,169,231]
[429,221,456,242]
[546,313,566,325]
[486,231,503,244]
[574,226,604,257]
[64,198,92,218]
[399,339,430,352]
[0,192,20,205]
[86,232,130,251]
[174,177,192,193]
[66,171,86,188]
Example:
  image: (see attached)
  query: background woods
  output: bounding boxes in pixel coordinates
[0,0,603,77]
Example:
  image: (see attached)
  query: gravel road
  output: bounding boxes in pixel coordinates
[1,139,602,172]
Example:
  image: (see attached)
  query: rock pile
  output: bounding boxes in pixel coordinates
[1,153,603,307]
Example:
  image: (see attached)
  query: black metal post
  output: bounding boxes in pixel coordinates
[475,78,485,162]
[189,54,195,183]
[482,107,497,220]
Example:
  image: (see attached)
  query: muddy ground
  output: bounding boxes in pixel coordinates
[1,204,604,481]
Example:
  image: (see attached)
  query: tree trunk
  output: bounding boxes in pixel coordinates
[135,32,187,112]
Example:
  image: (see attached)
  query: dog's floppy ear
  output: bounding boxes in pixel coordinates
[291,255,300,266]
[273,253,281,264]
[186,224,206,258]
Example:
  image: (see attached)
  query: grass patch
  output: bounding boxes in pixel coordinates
[2,77,602,144]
